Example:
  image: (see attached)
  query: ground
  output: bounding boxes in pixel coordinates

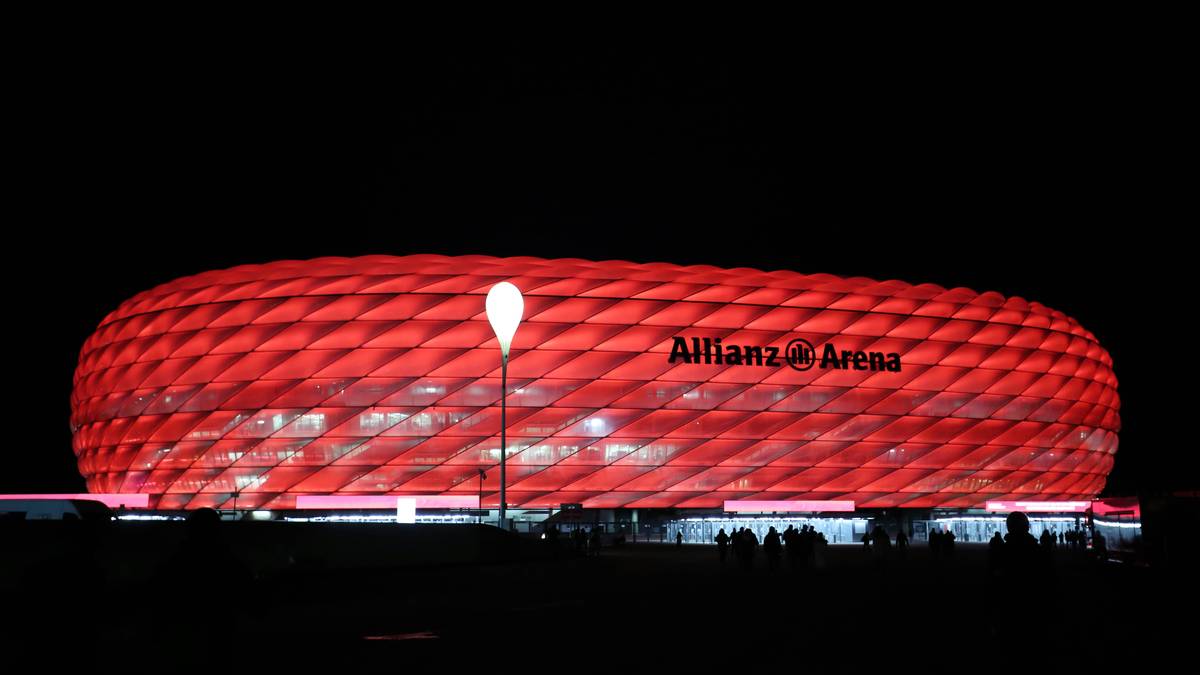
[8,534,1181,670]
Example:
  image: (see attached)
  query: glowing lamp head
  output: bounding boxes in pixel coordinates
[485,281,524,358]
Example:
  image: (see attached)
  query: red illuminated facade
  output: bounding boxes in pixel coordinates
[70,255,1120,510]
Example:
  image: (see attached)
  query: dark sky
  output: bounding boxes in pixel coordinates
[6,41,1189,495]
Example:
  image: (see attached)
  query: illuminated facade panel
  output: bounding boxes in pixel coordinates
[70,254,1120,510]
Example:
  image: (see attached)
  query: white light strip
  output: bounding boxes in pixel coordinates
[935,516,1079,524]
[116,514,183,521]
[1094,520,1142,529]
[673,516,870,523]
[283,515,477,523]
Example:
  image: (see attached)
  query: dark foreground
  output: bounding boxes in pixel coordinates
[3,523,1189,670]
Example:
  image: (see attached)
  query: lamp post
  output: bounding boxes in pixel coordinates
[485,282,523,529]
[477,469,486,524]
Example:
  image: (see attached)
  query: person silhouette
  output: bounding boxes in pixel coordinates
[763,526,782,571]
[1002,511,1041,580]
[800,525,815,569]
[676,530,684,547]
[1092,529,1108,561]
[992,511,1052,640]
[870,524,891,558]
[715,527,730,565]
[813,531,828,568]
[741,527,759,570]
[1039,528,1055,551]
[988,530,1005,572]
[589,527,602,557]
[783,525,797,569]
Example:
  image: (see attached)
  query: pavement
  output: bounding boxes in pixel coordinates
[4,535,1188,670]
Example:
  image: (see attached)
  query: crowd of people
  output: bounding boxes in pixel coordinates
[986,516,1107,570]
[542,524,608,556]
[926,527,954,559]
[712,524,829,571]
[688,516,1113,573]
[862,521,1106,565]
[549,516,1110,570]
[859,523,913,559]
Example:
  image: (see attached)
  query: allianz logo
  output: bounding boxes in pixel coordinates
[667,336,902,372]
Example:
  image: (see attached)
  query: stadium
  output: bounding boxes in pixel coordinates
[65,254,1123,543]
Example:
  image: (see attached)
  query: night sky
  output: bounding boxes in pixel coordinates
[7,43,1188,496]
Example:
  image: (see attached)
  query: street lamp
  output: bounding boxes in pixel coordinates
[485,281,523,529]
[476,468,486,524]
